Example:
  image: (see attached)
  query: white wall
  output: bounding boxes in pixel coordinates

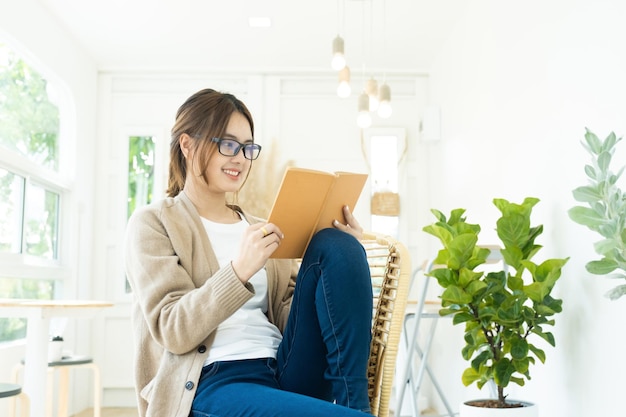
[0,0,98,414]
[421,1,626,416]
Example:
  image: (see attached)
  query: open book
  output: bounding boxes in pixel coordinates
[267,167,368,259]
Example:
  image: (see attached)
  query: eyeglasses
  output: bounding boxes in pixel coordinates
[211,137,262,160]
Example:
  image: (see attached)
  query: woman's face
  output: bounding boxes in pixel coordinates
[185,111,254,195]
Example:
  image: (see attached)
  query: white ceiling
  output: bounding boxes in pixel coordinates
[38,0,467,74]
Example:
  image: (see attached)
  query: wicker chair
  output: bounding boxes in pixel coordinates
[361,232,411,417]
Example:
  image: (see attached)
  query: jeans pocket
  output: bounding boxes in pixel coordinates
[198,361,220,384]
[265,357,279,384]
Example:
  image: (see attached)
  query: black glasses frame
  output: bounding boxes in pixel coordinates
[211,137,262,160]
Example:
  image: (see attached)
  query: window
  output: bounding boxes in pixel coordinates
[0,41,67,342]
[124,135,156,293]
[365,128,406,238]
[127,135,156,219]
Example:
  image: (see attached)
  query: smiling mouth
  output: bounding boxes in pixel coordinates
[223,169,240,177]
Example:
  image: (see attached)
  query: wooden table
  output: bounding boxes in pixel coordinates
[0,299,113,417]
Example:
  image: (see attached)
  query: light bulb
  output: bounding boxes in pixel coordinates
[331,54,346,71]
[377,101,392,118]
[337,82,351,98]
[331,36,346,71]
[357,92,372,128]
[357,111,372,128]
[366,78,379,112]
[337,66,351,98]
[377,84,392,118]
[369,96,379,112]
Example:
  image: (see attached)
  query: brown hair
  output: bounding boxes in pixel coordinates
[166,88,255,197]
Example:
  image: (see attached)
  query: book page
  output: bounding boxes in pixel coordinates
[267,168,336,258]
[267,168,367,259]
[313,171,368,234]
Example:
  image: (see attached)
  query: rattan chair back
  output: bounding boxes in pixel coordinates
[361,232,411,417]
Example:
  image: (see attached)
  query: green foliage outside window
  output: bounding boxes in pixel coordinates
[0,42,61,342]
[0,278,54,341]
[24,185,59,259]
[0,43,59,170]
[127,135,155,218]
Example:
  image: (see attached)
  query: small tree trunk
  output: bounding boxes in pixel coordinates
[497,385,506,407]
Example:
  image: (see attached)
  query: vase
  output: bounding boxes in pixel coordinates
[48,336,64,362]
[459,399,538,417]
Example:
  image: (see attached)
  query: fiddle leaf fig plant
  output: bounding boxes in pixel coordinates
[568,129,626,300]
[423,197,568,408]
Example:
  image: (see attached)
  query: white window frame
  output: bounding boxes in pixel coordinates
[0,40,74,298]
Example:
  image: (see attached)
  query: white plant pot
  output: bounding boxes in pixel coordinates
[459,399,538,417]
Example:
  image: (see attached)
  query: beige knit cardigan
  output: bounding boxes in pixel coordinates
[124,191,297,417]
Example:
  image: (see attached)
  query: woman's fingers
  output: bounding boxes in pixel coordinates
[333,206,363,240]
[254,222,284,240]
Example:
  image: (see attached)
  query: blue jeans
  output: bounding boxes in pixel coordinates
[190,228,373,417]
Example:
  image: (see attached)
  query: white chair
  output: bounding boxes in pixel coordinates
[11,355,101,417]
[395,264,455,417]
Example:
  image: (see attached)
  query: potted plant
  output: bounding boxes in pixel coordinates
[568,129,626,300]
[422,197,568,416]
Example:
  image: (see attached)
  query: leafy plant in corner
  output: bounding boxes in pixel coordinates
[568,129,626,300]
[423,197,568,408]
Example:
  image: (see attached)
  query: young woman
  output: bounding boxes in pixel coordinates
[124,88,374,417]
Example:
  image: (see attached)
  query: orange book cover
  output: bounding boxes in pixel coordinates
[267,167,368,259]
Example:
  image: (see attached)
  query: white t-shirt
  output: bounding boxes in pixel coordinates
[200,216,282,366]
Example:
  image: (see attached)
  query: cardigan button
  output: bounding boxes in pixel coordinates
[198,345,207,353]
[185,381,194,390]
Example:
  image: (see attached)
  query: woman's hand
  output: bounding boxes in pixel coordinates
[333,205,363,241]
[231,222,283,283]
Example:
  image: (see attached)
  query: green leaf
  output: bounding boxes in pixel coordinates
[430,268,457,287]
[497,213,530,249]
[448,234,479,269]
[441,285,473,305]
[572,185,603,203]
[528,343,546,363]
[461,367,480,387]
[439,307,457,317]
[508,274,523,291]
[524,282,548,302]
[423,224,453,245]
[568,206,607,228]
[593,239,618,255]
[466,279,488,296]
[458,268,480,288]
[448,208,468,225]
[502,246,523,270]
[598,150,612,172]
[510,337,529,360]
[476,306,497,323]
[586,259,619,275]
[471,350,492,370]
[429,208,447,223]
[452,312,474,325]
[493,358,515,388]
[606,284,626,300]
[531,328,556,346]
[602,131,618,153]
[584,128,602,154]
[512,357,530,374]
[584,164,597,180]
